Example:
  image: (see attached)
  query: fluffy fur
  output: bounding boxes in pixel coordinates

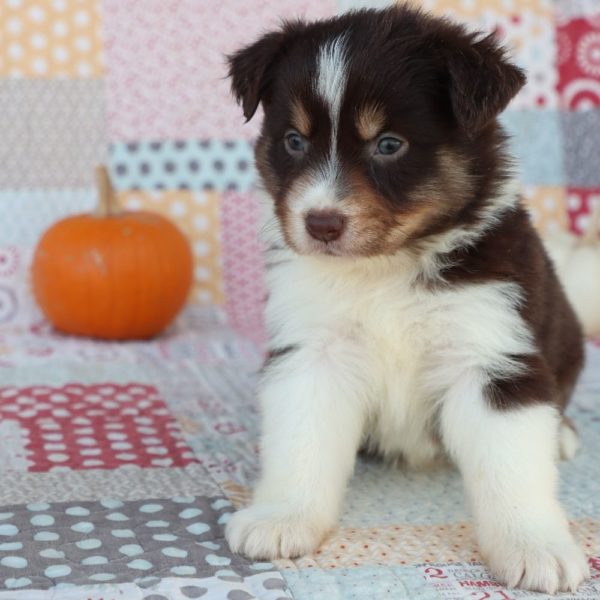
[225,5,588,593]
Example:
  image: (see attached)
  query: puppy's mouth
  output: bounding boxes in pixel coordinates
[295,226,382,258]
[284,228,353,257]
[303,238,347,257]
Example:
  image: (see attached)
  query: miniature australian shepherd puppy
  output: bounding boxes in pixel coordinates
[225,4,589,594]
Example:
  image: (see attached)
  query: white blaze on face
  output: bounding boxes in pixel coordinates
[316,33,350,177]
[288,35,351,248]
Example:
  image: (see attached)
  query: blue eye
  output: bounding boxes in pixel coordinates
[375,136,406,156]
[285,131,307,154]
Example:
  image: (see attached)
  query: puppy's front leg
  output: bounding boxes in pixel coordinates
[226,340,370,559]
[441,371,589,594]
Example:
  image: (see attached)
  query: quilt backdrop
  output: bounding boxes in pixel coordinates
[0,0,599,598]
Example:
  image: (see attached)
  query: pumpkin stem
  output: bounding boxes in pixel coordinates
[95,165,119,217]
[582,201,600,245]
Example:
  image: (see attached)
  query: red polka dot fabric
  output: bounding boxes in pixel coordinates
[567,188,600,235]
[0,384,197,472]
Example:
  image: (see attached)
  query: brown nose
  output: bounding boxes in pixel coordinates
[305,211,346,242]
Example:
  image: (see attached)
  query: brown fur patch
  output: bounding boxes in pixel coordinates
[403,148,475,240]
[341,170,400,255]
[410,149,472,206]
[341,148,474,255]
[291,99,311,137]
[255,136,278,198]
[440,205,584,411]
[355,103,385,140]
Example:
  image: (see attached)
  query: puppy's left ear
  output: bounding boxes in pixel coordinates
[227,31,286,122]
[446,33,526,135]
[228,21,306,122]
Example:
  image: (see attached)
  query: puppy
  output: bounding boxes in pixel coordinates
[225,5,590,594]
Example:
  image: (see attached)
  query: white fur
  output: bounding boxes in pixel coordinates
[544,230,600,337]
[226,181,587,593]
[559,419,581,461]
[316,34,349,166]
[442,382,589,592]
[227,333,372,558]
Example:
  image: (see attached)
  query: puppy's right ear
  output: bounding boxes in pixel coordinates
[227,30,289,122]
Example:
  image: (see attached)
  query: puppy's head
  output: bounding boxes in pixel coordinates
[228,5,525,257]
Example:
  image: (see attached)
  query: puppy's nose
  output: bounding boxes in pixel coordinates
[305,211,346,242]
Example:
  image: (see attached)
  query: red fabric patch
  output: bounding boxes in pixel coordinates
[556,18,600,110]
[566,187,600,235]
[0,383,197,472]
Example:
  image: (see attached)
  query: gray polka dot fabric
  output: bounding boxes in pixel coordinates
[109,140,256,192]
[0,496,292,598]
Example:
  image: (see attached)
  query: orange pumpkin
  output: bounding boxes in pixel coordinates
[32,166,193,340]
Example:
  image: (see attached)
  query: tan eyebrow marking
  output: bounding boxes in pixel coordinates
[355,103,385,141]
[291,99,311,137]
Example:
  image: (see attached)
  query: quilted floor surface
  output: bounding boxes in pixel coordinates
[0,308,599,599]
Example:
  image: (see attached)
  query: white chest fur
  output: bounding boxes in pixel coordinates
[265,252,534,467]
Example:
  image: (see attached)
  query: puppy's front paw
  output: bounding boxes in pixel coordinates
[225,504,329,560]
[484,529,589,594]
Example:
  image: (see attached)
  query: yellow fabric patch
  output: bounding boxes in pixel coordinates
[117,190,224,306]
[0,0,104,78]
[275,522,481,570]
[522,186,568,235]
[408,0,552,18]
[274,519,600,570]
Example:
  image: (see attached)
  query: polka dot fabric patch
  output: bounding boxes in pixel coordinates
[0,384,198,472]
[416,0,559,109]
[418,0,553,18]
[117,190,224,306]
[0,0,104,78]
[0,495,282,590]
[521,185,568,234]
[567,187,600,235]
[109,140,255,193]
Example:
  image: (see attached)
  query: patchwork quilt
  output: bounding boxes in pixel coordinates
[0,0,599,598]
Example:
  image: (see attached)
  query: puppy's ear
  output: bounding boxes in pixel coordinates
[228,25,298,122]
[446,33,526,134]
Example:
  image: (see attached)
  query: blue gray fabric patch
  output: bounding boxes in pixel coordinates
[561,110,600,187]
[500,110,565,186]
